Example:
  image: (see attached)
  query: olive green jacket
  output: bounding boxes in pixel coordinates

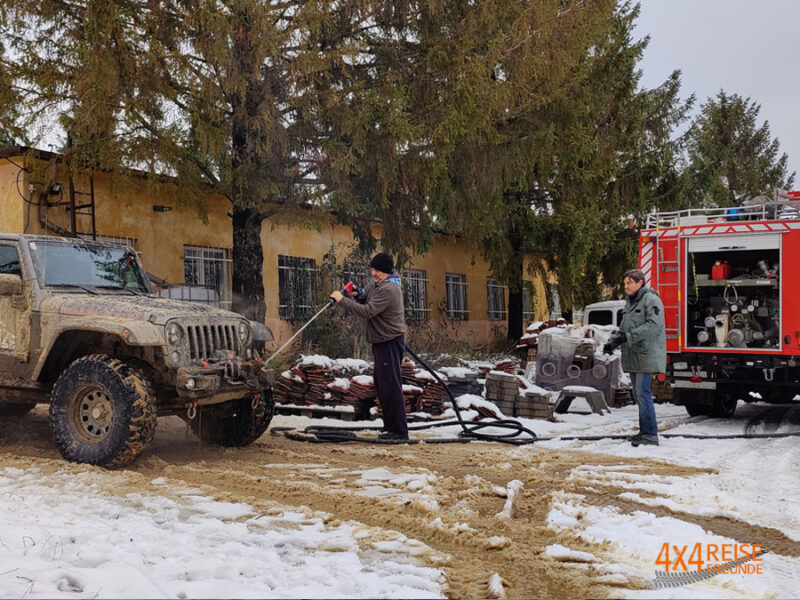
[619,287,667,373]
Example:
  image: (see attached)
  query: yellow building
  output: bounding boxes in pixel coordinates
[0,147,550,350]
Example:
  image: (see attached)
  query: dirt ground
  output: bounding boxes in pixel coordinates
[2,409,798,599]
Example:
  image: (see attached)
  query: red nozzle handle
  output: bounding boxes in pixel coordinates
[341,281,355,295]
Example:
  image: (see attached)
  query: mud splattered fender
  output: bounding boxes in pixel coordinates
[32,315,165,379]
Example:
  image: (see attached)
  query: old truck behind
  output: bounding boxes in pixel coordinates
[0,234,274,466]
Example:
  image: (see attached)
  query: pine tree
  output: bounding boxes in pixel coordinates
[478,2,692,338]
[684,91,795,207]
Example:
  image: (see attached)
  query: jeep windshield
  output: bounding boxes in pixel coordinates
[28,240,151,294]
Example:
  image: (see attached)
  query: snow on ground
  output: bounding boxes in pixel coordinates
[2,388,799,598]
[0,465,445,599]
[416,397,800,597]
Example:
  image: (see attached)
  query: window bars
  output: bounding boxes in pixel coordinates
[77,233,139,252]
[341,261,371,289]
[182,245,232,310]
[278,255,319,320]
[445,273,469,320]
[522,284,535,322]
[486,277,507,320]
[404,268,430,322]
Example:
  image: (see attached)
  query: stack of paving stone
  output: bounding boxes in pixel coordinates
[440,367,483,397]
[516,388,554,420]
[484,371,521,416]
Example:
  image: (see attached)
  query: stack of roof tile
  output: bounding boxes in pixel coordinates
[493,359,517,374]
[273,369,308,405]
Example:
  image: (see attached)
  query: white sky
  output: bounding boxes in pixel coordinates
[635,0,800,184]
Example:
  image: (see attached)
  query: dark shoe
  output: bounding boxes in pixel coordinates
[628,433,643,443]
[631,435,659,447]
[378,431,409,441]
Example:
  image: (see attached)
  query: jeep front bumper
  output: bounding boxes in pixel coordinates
[175,360,275,403]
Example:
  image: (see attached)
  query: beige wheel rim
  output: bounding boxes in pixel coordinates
[69,385,114,444]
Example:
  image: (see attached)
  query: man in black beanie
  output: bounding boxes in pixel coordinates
[330,252,408,440]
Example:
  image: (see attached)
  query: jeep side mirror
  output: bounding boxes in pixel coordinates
[0,273,22,296]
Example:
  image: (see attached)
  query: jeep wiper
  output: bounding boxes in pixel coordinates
[50,283,99,295]
[94,284,146,296]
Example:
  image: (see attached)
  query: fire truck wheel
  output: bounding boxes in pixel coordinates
[711,386,738,418]
[685,402,709,417]
[0,402,36,417]
[50,355,158,467]
[188,391,274,447]
[674,388,710,417]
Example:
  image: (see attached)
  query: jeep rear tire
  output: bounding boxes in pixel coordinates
[189,391,274,447]
[50,354,157,467]
[0,402,36,417]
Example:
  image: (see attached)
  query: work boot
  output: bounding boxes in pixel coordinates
[631,435,659,447]
[378,431,409,441]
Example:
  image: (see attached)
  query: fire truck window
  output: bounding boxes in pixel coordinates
[687,248,780,349]
[587,310,613,326]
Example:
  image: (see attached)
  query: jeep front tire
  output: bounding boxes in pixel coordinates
[50,354,158,467]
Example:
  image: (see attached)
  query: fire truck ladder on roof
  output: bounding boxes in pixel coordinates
[653,228,681,346]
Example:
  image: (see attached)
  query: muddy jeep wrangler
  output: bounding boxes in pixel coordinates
[0,234,275,467]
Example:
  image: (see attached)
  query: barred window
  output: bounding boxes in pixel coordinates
[341,261,371,290]
[404,268,429,322]
[279,255,319,320]
[77,234,139,252]
[445,273,469,320]
[486,277,507,320]
[182,246,232,309]
[549,283,562,320]
[522,284,535,322]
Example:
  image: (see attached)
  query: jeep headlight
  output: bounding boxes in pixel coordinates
[166,322,183,346]
[238,320,251,344]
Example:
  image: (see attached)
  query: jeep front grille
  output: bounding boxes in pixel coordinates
[187,324,240,361]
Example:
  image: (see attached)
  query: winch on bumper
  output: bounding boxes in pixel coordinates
[175,358,275,404]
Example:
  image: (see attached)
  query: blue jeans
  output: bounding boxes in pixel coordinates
[630,372,658,438]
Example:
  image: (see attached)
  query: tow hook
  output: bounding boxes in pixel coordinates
[185,399,198,420]
[763,368,775,382]
[251,394,260,410]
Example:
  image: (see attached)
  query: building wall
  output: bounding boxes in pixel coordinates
[1,149,551,350]
[0,161,24,233]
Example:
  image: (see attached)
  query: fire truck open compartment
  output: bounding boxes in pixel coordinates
[685,234,781,350]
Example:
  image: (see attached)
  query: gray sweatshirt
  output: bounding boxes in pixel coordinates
[339,273,406,344]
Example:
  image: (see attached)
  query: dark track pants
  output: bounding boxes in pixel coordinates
[372,335,407,436]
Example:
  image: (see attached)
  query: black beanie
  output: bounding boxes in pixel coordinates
[370,252,394,274]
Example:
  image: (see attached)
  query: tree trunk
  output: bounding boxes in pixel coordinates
[506,230,525,341]
[231,208,266,322]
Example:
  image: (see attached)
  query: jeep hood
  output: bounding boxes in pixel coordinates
[40,294,243,326]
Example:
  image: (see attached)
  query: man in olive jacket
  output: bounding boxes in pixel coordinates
[330,252,408,440]
[603,269,666,447]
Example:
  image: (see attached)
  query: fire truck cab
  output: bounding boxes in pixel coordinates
[640,192,800,417]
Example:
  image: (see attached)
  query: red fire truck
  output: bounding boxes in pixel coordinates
[640,191,800,418]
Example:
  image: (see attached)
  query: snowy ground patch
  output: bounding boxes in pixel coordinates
[0,465,445,599]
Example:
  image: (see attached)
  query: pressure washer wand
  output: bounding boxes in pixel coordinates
[263,281,355,365]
